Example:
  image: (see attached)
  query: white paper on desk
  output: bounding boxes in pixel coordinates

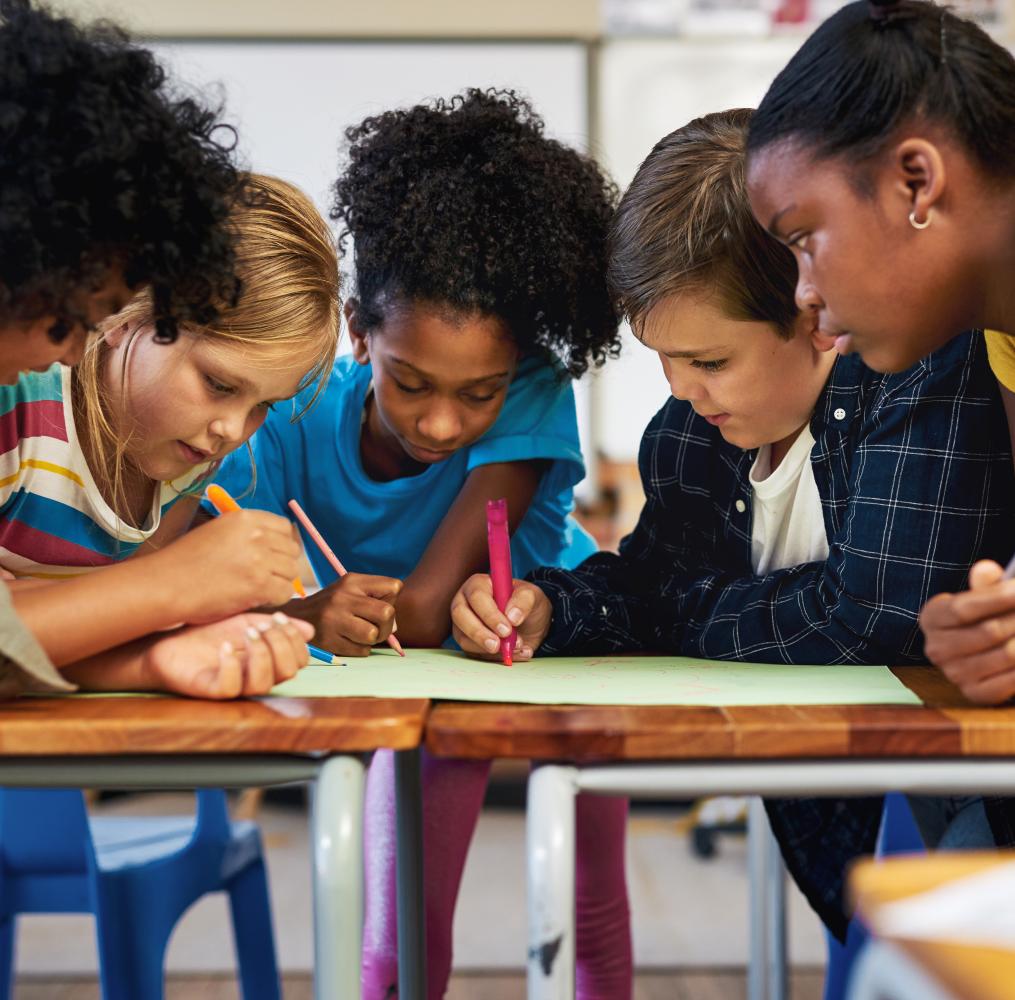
[872,861,1015,948]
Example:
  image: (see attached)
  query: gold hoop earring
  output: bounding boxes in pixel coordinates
[909,209,932,230]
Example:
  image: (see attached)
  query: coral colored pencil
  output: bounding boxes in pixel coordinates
[205,484,306,597]
[287,498,405,657]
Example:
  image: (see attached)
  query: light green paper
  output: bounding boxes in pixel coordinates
[270,648,921,707]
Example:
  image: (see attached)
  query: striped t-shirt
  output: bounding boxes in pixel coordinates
[0,365,211,579]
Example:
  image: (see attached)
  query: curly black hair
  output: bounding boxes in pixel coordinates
[332,89,621,379]
[0,0,241,342]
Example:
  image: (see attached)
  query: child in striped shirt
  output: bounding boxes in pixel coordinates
[1,174,339,696]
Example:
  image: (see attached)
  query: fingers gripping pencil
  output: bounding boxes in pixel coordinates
[287,498,406,657]
[205,484,307,598]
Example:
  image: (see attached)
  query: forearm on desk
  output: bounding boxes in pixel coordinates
[59,635,154,691]
[12,560,188,667]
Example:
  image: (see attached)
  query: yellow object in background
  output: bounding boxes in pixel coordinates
[984,329,1015,391]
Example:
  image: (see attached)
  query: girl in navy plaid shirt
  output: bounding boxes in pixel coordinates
[451,109,1015,939]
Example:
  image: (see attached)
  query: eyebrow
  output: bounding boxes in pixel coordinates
[662,346,730,359]
[389,356,511,385]
[766,204,797,237]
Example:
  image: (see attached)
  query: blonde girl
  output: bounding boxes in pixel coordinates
[1,173,340,696]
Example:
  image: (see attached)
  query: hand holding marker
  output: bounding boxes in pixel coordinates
[486,497,515,666]
[287,499,405,657]
[204,484,306,598]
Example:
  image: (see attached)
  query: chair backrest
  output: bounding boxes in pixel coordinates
[0,789,92,873]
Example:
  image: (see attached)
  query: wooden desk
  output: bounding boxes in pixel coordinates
[0,694,429,1000]
[425,666,1015,1000]
[849,853,1015,1000]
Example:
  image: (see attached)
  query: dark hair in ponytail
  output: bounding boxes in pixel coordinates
[746,0,1015,180]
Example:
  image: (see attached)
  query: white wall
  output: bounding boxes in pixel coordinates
[591,36,804,459]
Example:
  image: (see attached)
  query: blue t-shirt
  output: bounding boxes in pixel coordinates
[207,354,596,586]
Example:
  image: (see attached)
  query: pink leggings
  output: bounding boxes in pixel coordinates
[361,749,632,1000]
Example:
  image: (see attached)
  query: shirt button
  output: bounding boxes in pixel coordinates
[735,500,746,513]
[833,407,847,420]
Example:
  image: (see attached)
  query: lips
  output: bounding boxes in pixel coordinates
[177,441,213,464]
[407,442,455,463]
[699,412,730,427]
[833,333,854,356]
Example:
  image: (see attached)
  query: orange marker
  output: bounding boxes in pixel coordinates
[205,484,307,598]
[288,498,405,657]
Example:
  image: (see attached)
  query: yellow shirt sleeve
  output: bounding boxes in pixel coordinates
[985,329,1015,392]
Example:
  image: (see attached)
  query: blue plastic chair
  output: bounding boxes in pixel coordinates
[0,788,280,1000]
[822,792,925,1000]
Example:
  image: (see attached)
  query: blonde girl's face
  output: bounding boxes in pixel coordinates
[102,324,318,482]
[638,291,837,454]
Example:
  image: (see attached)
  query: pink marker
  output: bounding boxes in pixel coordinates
[486,497,515,666]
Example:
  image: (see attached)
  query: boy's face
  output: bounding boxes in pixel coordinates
[0,273,134,384]
[638,291,836,453]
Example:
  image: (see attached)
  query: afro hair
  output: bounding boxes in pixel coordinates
[332,88,621,379]
[0,0,242,341]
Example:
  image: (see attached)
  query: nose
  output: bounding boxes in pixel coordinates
[659,354,705,403]
[417,399,462,446]
[795,267,825,316]
[209,406,248,446]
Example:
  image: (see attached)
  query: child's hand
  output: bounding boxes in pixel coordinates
[920,559,1015,704]
[155,511,304,622]
[287,573,402,657]
[143,611,314,699]
[451,574,552,661]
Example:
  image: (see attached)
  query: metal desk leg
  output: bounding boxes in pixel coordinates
[764,810,787,1000]
[527,764,579,1000]
[748,798,787,1000]
[312,754,365,1000]
[395,747,426,1000]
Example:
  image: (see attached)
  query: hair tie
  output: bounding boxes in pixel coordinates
[868,0,904,22]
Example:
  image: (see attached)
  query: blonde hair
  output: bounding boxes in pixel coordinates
[75,172,340,523]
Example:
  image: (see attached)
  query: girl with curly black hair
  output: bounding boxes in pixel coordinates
[207,88,630,998]
[0,0,241,383]
[0,0,248,700]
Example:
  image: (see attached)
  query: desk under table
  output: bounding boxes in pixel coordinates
[0,693,430,1000]
[426,666,1015,1000]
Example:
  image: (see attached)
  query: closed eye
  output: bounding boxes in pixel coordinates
[690,359,728,373]
[204,373,235,395]
[394,378,427,395]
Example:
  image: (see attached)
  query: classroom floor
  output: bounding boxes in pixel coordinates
[13,970,827,998]
[10,785,828,993]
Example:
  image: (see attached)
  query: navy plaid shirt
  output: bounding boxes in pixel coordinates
[530,330,1015,937]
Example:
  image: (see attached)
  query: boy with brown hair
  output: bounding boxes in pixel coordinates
[451,108,1015,938]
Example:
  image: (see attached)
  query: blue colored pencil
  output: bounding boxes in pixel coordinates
[307,642,341,665]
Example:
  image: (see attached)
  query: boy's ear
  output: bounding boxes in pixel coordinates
[344,298,371,366]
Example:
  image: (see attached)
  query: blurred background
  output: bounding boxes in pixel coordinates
[17,2,1012,996]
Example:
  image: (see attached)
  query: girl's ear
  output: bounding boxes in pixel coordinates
[101,322,131,348]
[891,137,947,225]
[344,298,371,366]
